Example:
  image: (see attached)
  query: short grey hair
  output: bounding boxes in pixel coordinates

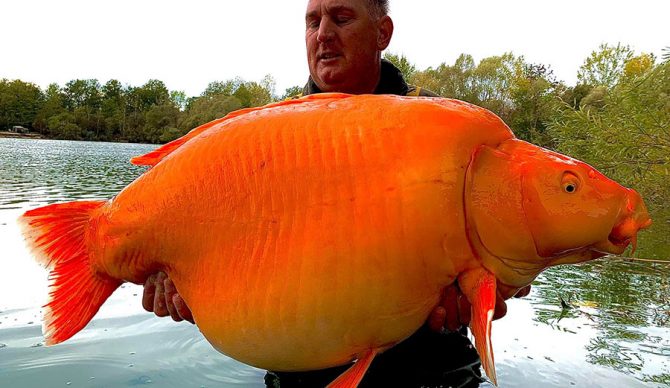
[367,0,389,19]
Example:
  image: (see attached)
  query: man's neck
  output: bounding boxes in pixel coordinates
[345,60,382,94]
[304,58,409,96]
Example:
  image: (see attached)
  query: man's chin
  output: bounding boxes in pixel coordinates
[313,66,349,88]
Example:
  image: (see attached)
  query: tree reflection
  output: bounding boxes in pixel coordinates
[530,258,670,383]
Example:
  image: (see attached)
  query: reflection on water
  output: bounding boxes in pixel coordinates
[0,138,668,387]
[0,138,151,208]
[532,260,670,386]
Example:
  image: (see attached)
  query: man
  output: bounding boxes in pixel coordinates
[144,0,530,386]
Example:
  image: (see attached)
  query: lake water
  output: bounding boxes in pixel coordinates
[0,138,668,387]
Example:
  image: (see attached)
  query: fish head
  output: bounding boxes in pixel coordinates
[466,139,652,288]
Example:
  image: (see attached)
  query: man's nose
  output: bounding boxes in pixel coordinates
[317,18,335,42]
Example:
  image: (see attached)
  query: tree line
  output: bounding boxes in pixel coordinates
[0,75,284,144]
[1,43,668,204]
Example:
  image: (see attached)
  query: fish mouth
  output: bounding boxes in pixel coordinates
[608,233,632,249]
[595,236,630,255]
[553,216,652,265]
[596,217,652,255]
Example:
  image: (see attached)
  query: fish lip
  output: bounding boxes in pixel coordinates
[594,237,629,255]
[607,233,631,248]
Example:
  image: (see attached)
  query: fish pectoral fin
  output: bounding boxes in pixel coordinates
[458,268,498,386]
[326,349,378,388]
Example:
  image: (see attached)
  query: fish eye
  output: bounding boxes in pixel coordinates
[561,172,580,194]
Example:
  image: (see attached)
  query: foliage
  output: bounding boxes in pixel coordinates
[577,43,634,89]
[623,53,655,79]
[0,79,43,130]
[407,53,562,145]
[0,75,276,144]
[179,94,242,133]
[281,85,304,100]
[178,76,276,132]
[384,52,416,81]
[508,63,562,145]
[548,60,670,205]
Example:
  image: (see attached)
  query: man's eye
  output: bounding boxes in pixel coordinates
[335,16,351,24]
[306,19,320,29]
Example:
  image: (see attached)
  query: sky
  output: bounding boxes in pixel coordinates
[1,0,668,97]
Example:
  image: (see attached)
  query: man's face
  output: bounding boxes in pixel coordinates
[305,0,392,94]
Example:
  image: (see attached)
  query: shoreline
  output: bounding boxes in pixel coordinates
[0,131,44,139]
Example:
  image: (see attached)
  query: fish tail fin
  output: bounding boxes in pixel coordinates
[19,201,122,345]
[459,268,498,386]
[327,349,378,388]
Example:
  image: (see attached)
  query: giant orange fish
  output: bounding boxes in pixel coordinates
[20,94,651,387]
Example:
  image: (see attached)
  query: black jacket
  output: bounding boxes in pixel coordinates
[299,59,439,98]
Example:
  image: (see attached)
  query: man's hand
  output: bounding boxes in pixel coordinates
[142,272,194,324]
[142,271,531,331]
[427,282,531,333]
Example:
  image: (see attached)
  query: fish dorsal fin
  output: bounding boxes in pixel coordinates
[130,93,352,167]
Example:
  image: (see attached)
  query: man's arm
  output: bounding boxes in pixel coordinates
[142,272,530,330]
[427,282,531,332]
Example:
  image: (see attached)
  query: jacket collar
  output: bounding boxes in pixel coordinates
[302,59,409,96]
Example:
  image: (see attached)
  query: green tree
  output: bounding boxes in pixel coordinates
[0,79,44,130]
[47,112,81,139]
[472,53,519,122]
[101,79,127,140]
[170,90,188,111]
[34,83,66,134]
[144,103,180,143]
[245,75,276,107]
[63,79,103,138]
[577,43,634,88]
[134,79,170,110]
[623,53,656,79]
[203,79,239,97]
[179,94,242,132]
[120,80,172,142]
[384,52,416,81]
[509,62,562,145]
[549,60,670,204]
[280,85,304,100]
[409,54,478,101]
[63,79,102,110]
[560,83,594,110]
[200,75,275,109]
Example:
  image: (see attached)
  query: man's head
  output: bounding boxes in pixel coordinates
[305,0,394,94]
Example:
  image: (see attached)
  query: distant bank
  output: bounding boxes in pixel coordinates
[0,131,44,139]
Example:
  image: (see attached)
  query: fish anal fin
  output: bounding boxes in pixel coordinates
[458,268,498,386]
[130,93,353,167]
[19,201,123,345]
[327,349,378,388]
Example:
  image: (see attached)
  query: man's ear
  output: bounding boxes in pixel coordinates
[377,15,393,50]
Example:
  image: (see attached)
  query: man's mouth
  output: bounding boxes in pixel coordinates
[318,52,341,62]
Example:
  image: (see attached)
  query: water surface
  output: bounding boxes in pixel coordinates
[1,138,668,387]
